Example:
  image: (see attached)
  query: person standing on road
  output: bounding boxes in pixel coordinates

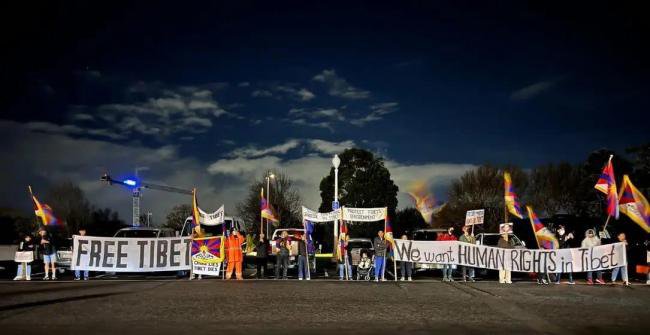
[74,228,90,280]
[275,231,291,279]
[338,234,352,280]
[225,229,245,280]
[581,229,605,285]
[437,227,457,282]
[373,230,387,282]
[458,226,476,282]
[554,225,575,284]
[255,233,269,279]
[38,229,57,280]
[14,234,35,281]
[611,232,630,285]
[399,234,413,281]
[498,233,513,284]
[297,234,310,280]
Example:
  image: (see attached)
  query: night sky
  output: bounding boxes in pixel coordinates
[1,1,648,222]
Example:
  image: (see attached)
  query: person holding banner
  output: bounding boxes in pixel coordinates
[38,229,57,280]
[225,229,245,280]
[458,226,476,282]
[582,229,605,285]
[555,225,575,284]
[338,234,352,280]
[373,231,387,282]
[611,232,630,285]
[497,233,513,284]
[399,234,413,281]
[13,234,35,281]
[74,228,90,280]
[437,227,457,282]
[255,233,269,279]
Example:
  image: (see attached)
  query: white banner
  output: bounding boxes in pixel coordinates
[198,205,225,226]
[465,209,485,225]
[342,207,387,222]
[192,262,221,276]
[393,239,627,273]
[14,251,34,263]
[302,206,341,222]
[71,235,191,272]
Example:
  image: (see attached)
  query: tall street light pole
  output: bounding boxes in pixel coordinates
[332,155,341,250]
[266,172,275,236]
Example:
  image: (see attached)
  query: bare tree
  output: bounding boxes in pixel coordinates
[236,171,303,233]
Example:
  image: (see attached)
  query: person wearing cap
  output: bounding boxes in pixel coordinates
[437,227,457,281]
[497,232,513,284]
[225,229,245,280]
[458,226,476,282]
[38,228,57,280]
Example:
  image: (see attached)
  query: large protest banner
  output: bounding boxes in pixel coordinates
[191,236,224,276]
[342,207,386,222]
[197,205,225,226]
[71,235,191,272]
[302,206,341,222]
[393,239,627,273]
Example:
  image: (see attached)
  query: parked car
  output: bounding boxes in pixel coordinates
[412,228,448,271]
[269,228,305,268]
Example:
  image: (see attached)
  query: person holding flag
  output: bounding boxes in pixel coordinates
[38,228,57,280]
[526,206,558,285]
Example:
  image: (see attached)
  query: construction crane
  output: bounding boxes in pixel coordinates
[100,173,193,226]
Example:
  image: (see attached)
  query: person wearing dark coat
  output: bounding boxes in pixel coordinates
[255,233,269,279]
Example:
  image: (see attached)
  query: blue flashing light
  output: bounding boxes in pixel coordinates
[124,179,138,187]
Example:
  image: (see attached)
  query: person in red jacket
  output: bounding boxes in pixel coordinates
[225,230,245,280]
[437,227,457,281]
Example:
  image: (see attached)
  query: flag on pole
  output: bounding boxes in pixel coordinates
[504,172,524,219]
[594,156,619,219]
[29,186,59,226]
[304,220,315,253]
[260,188,279,222]
[384,214,394,243]
[191,188,202,236]
[526,206,559,250]
[618,175,650,233]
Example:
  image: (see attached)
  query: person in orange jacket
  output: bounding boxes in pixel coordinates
[226,229,245,280]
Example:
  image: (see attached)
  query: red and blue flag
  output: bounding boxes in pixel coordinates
[594,156,619,219]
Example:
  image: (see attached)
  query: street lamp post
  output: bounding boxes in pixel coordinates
[332,155,341,250]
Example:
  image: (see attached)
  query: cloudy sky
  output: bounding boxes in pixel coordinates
[1,2,648,223]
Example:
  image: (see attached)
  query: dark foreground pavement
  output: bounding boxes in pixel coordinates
[0,279,648,334]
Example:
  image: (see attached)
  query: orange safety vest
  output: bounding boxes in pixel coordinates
[226,235,245,262]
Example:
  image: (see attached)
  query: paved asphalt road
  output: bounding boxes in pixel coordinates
[0,277,648,335]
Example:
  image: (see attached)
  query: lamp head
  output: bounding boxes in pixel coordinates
[332,154,341,169]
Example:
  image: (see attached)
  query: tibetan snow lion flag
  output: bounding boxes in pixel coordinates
[618,175,650,233]
[504,172,524,219]
[28,186,59,226]
[594,155,619,219]
[526,206,559,250]
[191,236,225,264]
